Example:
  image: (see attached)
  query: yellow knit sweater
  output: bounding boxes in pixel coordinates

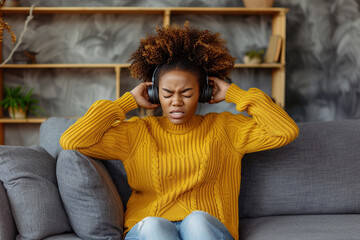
[60,84,299,240]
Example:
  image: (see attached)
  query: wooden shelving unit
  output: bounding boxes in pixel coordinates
[0,6,288,145]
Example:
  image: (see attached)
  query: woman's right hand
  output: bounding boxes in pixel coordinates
[130,82,160,109]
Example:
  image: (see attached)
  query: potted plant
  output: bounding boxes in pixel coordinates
[243,49,265,64]
[0,85,45,119]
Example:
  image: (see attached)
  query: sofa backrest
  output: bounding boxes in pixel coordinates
[40,117,77,159]
[239,119,360,218]
[40,117,360,219]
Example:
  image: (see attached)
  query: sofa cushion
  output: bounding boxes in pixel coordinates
[0,145,72,239]
[239,214,360,240]
[40,117,76,159]
[56,150,124,240]
[40,117,132,209]
[0,181,17,240]
[239,119,360,218]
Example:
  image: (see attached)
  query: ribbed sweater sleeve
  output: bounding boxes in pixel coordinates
[60,92,138,160]
[224,84,299,153]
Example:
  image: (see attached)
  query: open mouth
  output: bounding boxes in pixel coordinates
[169,111,185,119]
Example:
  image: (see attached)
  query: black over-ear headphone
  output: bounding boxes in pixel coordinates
[147,65,160,104]
[147,65,213,104]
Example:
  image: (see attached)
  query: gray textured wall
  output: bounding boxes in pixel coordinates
[2,0,360,146]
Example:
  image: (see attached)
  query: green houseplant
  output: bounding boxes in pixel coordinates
[0,85,44,119]
[244,49,265,64]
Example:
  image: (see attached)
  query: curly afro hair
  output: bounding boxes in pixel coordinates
[128,22,236,82]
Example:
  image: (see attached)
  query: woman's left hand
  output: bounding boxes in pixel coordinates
[208,77,231,104]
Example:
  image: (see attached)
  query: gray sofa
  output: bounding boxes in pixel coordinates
[1,117,360,240]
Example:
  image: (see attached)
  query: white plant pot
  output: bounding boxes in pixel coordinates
[244,55,262,64]
[9,107,27,119]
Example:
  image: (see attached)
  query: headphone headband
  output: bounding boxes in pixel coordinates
[151,65,160,85]
[149,64,213,103]
[152,65,210,85]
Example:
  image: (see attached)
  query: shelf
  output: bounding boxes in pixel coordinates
[0,118,48,123]
[0,117,81,123]
[170,7,288,15]
[0,63,284,69]
[234,63,284,68]
[1,7,165,14]
[1,7,288,15]
[0,63,131,68]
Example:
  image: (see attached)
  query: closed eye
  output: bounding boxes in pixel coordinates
[162,88,193,96]
[163,95,192,98]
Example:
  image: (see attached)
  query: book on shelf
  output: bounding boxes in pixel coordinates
[264,35,282,63]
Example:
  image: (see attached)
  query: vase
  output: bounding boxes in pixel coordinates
[243,0,274,8]
[8,107,27,119]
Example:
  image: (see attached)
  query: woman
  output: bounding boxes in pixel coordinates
[60,23,299,240]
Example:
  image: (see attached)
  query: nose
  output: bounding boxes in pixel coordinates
[171,94,183,106]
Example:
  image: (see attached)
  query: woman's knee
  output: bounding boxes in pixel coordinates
[180,211,233,240]
[137,217,173,232]
[126,217,180,240]
[183,211,214,224]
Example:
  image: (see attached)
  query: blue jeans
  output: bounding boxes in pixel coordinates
[125,211,234,240]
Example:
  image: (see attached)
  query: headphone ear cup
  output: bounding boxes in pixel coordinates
[148,85,160,104]
[199,86,206,103]
[205,84,213,102]
[153,85,160,104]
[199,84,213,103]
[198,69,213,103]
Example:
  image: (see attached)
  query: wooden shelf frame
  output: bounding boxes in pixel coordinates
[0,6,288,145]
[1,7,288,103]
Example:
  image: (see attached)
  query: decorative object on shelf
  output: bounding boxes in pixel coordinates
[12,50,37,64]
[0,85,45,119]
[3,0,19,7]
[243,0,274,8]
[264,35,282,63]
[243,49,264,64]
[0,3,35,66]
[0,0,17,44]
